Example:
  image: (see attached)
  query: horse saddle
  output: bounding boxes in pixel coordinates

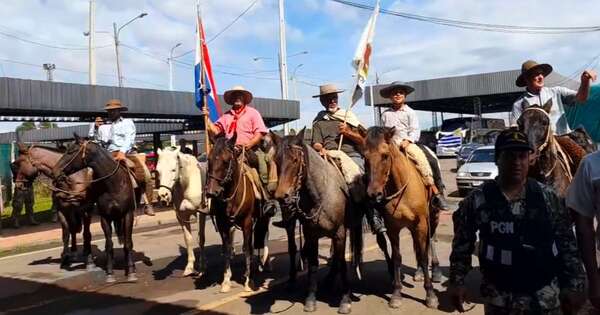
[114,153,147,189]
[554,128,593,175]
[242,162,265,201]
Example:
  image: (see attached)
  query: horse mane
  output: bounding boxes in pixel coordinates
[365,126,387,148]
[29,145,66,154]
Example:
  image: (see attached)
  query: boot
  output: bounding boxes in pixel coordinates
[366,207,386,234]
[431,193,449,211]
[144,204,156,216]
[28,216,39,226]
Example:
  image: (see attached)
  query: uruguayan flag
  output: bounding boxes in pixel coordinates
[437,129,464,148]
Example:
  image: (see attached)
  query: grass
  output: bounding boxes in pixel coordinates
[1,181,55,224]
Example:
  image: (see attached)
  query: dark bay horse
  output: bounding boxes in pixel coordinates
[272,129,363,314]
[205,134,271,293]
[362,127,439,309]
[517,100,584,197]
[12,144,95,269]
[52,136,141,283]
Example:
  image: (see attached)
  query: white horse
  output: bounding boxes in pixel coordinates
[156,148,208,276]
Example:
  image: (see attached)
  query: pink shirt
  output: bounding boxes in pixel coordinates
[215,105,268,145]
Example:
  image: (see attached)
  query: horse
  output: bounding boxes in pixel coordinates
[52,136,141,283]
[362,126,439,309]
[205,133,271,293]
[156,147,208,277]
[272,128,363,314]
[517,100,582,197]
[11,144,95,269]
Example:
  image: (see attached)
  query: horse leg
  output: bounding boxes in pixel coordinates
[413,224,438,308]
[177,211,196,277]
[413,232,424,282]
[335,232,352,314]
[100,217,115,283]
[350,220,365,280]
[388,230,403,309]
[58,211,70,269]
[242,217,255,292]
[197,213,207,276]
[83,211,94,271]
[430,232,442,283]
[124,210,137,282]
[303,236,319,313]
[286,219,298,288]
[376,232,393,278]
[253,216,271,272]
[218,216,233,293]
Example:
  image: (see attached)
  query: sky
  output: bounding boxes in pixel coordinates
[1,0,599,133]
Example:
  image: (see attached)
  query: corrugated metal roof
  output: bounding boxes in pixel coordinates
[365,70,579,113]
[0,77,299,122]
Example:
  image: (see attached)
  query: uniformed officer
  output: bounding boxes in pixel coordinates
[449,129,585,315]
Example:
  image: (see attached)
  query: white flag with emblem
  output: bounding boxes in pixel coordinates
[350,0,380,107]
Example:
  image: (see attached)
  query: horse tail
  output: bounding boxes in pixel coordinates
[350,219,364,280]
[114,219,125,245]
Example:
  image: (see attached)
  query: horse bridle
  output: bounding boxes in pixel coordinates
[520,107,557,179]
[371,145,408,203]
[54,141,120,184]
[207,147,236,188]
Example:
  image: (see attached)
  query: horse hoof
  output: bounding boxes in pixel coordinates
[338,303,351,314]
[432,270,443,283]
[389,296,402,309]
[304,300,316,312]
[127,273,138,282]
[244,285,253,292]
[220,283,231,293]
[183,267,195,277]
[413,268,424,282]
[425,295,439,309]
[86,263,96,272]
[106,275,116,283]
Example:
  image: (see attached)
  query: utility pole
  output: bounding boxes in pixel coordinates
[278,0,290,135]
[43,63,55,81]
[169,43,182,91]
[88,0,96,85]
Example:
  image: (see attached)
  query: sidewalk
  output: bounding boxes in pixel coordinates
[0,208,178,252]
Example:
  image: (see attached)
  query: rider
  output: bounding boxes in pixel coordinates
[88,116,111,147]
[202,86,279,216]
[104,99,155,216]
[10,161,38,228]
[379,81,449,210]
[510,60,597,135]
[310,83,386,235]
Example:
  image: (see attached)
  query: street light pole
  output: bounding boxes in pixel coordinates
[278,0,289,135]
[113,12,147,88]
[88,0,96,85]
[168,43,182,91]
[290,63,303,101]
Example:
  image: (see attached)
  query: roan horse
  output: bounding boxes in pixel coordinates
[12,144,95,269]
[156,147,208,277]
[362,127,439,309]
[517,100,583,197]
[272,129,363,314]
[205,134,271,293]
[52,136,141,282]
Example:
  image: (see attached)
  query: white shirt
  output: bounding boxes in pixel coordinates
[88,123,111,143]
[510,86,577,135]
[566,150,600,217]
[381,105,420,145]
[107,117,136,153]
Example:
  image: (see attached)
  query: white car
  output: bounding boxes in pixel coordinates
[455,146,498,196]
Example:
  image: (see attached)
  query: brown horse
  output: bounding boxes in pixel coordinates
[362,127,439,309]
[517,100,580,197]
[205,134,271,293]
[272,129,363,314]
[52,136,141,283]
[12,144,95,269]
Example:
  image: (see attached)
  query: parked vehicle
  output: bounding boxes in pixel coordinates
[436,117,505,157]
[456,146,497,196]
[456,143,483,169]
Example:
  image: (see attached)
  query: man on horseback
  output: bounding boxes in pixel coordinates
[104,99,155,216]
[510,60,596,146]
[310,83,386,235]
[88,116,111,147]
[449,129,585,315]
[202,86,278,217]
[379,81,448,211]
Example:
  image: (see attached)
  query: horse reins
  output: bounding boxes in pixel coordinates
[285,144,323,223]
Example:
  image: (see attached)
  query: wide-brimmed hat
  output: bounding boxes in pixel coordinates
[312,84,345,98]
[104,99,128,111]
[379,81,415,98]
[515,60,553,87]
[223,86,253,105]
[495,129,534,153]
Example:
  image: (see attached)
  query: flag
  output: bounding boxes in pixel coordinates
[350,0,380,107]
[195,13,221,122]
[437,129,464,148]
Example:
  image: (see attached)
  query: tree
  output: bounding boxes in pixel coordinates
[39,122,58,129]
[15,121,57,132]
[15,122,36,132]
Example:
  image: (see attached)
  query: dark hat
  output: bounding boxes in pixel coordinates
[495,129,534,152]
[379,81,415,98]
[515,60,553,87]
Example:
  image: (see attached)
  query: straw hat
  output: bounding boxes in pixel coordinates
[223,86,253,105]
[379,81,415,98]
[312,84,345,98]
[104,99,128,111]
[516,60,553,87]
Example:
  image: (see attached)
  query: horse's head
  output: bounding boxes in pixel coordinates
[156,147,181,205]
[52,133,93,178]
[206,133,239,198]
[11,152,38,189]
[362,127,396,203]
[272,128,306,201]
[517,99,552,157]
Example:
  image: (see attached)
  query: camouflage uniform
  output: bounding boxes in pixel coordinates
[449,179,585,315]
[11,182,35,227]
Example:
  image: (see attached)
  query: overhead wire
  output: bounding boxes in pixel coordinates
[0,30,112,50]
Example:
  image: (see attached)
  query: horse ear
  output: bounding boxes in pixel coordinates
[73,132,84,144]
[542,98,552,114]
[17,142,28,154]
[269,130,281,147]
[384,127,396,141]
[296,127,306,145]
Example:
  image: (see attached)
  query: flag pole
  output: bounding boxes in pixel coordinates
[197,2,211,156]
[337,58,365,151]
